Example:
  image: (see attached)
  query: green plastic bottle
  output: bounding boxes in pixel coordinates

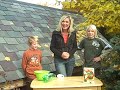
[42,73,56,83]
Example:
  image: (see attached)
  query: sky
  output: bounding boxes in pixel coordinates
[17,0,65,9]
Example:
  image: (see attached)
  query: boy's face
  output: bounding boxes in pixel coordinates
[30,41,38,50]
[87,29,95,39]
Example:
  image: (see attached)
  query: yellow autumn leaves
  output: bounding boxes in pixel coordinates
[62,0,120,36]
[76,30,86,42]
[5,57,11,61]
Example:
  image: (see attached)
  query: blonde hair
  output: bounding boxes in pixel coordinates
[56,15,74,33]
[28,36,39,46]
[86,24,98,38]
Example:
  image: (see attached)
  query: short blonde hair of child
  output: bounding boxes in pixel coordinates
[28,36,39,46]
[86,24,98,38]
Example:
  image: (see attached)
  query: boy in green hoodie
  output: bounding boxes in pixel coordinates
[78,25,111,77]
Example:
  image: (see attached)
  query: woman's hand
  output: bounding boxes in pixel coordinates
[61,52,70,59]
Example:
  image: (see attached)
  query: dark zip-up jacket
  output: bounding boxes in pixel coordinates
[50,31,77,60]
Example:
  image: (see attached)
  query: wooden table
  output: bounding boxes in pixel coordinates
[31,76,103,90]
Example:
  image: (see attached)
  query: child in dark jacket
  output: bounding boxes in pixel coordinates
[78,25,111,77]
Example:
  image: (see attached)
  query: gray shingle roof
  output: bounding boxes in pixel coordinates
[0,0,84,83]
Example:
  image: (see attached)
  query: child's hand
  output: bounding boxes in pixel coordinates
[93,57,101,62]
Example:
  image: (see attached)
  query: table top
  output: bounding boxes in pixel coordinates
[30,76,103,89]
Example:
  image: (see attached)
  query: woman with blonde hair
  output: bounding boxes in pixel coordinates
[50,15,77,76]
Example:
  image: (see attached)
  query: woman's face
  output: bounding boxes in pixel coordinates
[87,29,95,39]
[61,17,70,31]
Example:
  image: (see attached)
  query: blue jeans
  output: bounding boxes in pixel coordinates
[54,58,75,76]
